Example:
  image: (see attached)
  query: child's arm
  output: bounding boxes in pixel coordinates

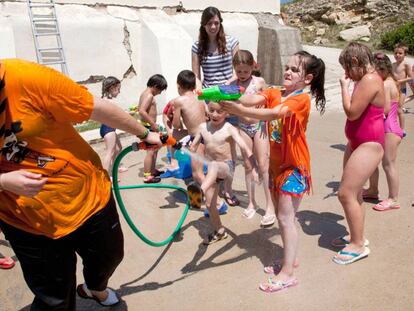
[221,99,289,121]
[191,53,202,90]
[239,94,267,107]
[340,73,382,121]
[162,113,172,135]
[172,99,183,130]
[189,129,202,153]
[138,93,158,131]
[383,79,392,115]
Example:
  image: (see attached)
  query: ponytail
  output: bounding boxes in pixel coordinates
[295,51,326,114]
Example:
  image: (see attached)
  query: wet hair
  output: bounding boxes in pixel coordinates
[177,70,196,90]
[339,42,374,77]
[197,7,227,61]
[373,52,396,81]
[394,43,409,54]
[295,50,326,114]
[232,50,262,77]
[101,76,121,98]
[147,74,168,91]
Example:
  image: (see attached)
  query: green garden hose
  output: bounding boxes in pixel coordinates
[112,144,190,247]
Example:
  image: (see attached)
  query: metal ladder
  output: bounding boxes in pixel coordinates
[26,0,68,75]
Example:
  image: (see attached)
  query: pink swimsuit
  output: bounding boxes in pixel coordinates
[345,104,385,150]
[384,101,404,138]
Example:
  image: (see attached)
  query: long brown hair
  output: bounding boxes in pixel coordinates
[373,52,397,81]
[197,7,227,62]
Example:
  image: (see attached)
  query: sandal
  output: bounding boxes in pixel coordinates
[259,278,298,293]
[373,200,400,212]
[260,214,276,227]
[223,193,240,206]
[242,207,258,219]
[76,283,120,307]
[332,247,370,265]
[203,230,228,245]
[143,175,161,184]
[0,257,15,269]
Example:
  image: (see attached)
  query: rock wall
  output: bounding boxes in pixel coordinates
[283,0,414,46]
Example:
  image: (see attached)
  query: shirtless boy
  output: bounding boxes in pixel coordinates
[392,43,413,131]
[138,74,168,183]
[187,101,258,245]
[171,70,207,181]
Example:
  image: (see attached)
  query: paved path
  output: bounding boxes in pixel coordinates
[1,45,414,311]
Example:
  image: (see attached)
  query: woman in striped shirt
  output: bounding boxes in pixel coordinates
[191,6,239,89]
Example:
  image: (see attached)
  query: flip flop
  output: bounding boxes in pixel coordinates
[242,207,258,219]
[160,168,180,178]
[152,169,165,177]
[143,175,161,184]
[0,257,15,269]
[373,200,400,212]
[76,283,120,307]
[260,214,276,227]
[224,193,240,206]
[330,236,370,248]
[259,278,298,293]
[332,247,370,265]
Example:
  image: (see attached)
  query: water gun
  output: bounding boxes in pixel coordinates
[132,133,182,151]
[197,85,245,102]
[129,105,138,112]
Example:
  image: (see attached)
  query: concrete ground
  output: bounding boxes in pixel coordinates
[1,46,414,311]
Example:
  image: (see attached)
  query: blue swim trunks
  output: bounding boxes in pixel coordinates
[280,168,309,196]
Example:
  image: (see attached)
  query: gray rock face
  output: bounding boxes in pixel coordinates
[282,0,413,46]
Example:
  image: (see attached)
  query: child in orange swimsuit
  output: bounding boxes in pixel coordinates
[331,42,385,265]
[221,50,326,293]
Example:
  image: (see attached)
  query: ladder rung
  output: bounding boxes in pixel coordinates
[34,32,59,36]
[33,17,56,22]
[38,47,62,51]
[40,60,66,65]
[29,4,55,8]
[32,14,55,18]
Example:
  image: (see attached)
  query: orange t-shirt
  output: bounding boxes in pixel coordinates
[260,88,312,194]
[0,59,111,239]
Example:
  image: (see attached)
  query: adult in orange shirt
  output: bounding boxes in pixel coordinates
[221,51,326,293]
[0,59,161,310]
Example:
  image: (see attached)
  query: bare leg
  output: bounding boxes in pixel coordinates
[268,193,301,282]
[240,129,257,212]
[253,125,273,217]
[191,144,205,185]
[336,143,383,261]
[365,167,379,197]
[102,132,117,176]
[143,150,155,175]
[382,133,401,201]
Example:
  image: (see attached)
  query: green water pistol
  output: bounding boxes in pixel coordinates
[197,85,245,102]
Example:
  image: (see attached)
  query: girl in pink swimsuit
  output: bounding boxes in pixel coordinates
[364,53,403,212]
[332,43,385,265]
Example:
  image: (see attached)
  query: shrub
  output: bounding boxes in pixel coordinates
[380,21,414,54]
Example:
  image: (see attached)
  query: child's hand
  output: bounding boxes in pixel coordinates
[220,100,241,115]
[339,74,350,88]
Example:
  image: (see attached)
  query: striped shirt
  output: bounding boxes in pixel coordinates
[192,36,239,87]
